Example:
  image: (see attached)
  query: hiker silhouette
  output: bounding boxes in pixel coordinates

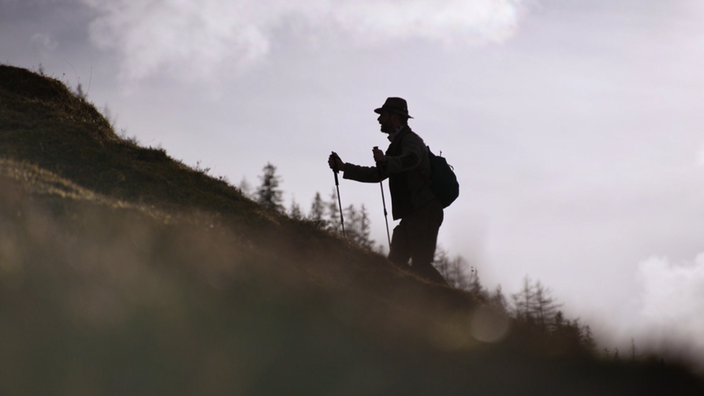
[328,97,448,286]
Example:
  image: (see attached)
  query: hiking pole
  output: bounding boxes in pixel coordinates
[331,153,346,237]
[374,146,392,249]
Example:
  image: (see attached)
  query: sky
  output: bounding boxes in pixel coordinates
[3,0,704,364]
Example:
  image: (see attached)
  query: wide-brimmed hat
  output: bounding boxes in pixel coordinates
[374,97,413,119]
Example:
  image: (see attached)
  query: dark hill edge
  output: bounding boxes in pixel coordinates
[0,65,702,395]
[0,65,255,216]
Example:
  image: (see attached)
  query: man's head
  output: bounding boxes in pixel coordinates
[374,97,412,133]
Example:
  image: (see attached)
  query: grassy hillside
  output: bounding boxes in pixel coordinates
[0,64,702,395]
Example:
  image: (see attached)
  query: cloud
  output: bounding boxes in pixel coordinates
[31,33,58,51]
[635,253,704,358]
[81,0,526,83]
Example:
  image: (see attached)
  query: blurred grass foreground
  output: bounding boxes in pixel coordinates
[0,64,702,395]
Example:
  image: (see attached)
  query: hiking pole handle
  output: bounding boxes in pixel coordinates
[331,153,341,184]
[329,152,345,237]
[372,146,386,164]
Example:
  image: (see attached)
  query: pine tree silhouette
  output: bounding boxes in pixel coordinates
[256,162,284,212]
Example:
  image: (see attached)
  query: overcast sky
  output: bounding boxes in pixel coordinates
[3,0,704,362]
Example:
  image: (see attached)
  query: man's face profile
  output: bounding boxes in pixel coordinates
[377,110,396,134]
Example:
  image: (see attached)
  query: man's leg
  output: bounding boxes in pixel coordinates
[387,221,412,268]
[408,200,447,285]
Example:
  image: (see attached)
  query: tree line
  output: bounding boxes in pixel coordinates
[239,162,380,252]
[240,163,599,354]
[240,164,491,287]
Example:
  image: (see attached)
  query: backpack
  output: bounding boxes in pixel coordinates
[426,146,459,208]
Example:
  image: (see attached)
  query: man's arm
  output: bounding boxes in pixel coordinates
[382,133,425,175]
[329,151,384,183]
[343,163,385,183]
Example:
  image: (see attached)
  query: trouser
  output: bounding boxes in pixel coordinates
[387,199,447,286]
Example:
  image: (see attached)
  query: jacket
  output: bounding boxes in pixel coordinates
[343,126,436,220]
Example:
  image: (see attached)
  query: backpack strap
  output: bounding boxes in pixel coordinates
[416,146,432,186]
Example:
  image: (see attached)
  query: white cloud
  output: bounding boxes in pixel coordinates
[30,33,58,51]
[81,0,526,82]
[635,253,704,358]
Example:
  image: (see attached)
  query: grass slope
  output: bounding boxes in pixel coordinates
[0,65,702,395]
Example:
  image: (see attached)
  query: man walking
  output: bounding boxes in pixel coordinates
[328,97,447,286]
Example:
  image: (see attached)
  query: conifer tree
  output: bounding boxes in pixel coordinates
[238,177,253,200]
[289,197,303,220]
[511,277,536,322]
[342,204,374,249]
[344,204,358,238]
[466,265,484,296]
[511,277,561,330]
[309,192,325,223]
[326,188,342,233]
[256,162,284,212]
[582,325,597,351]
[357,204,373,250]
[432,248,476,291]
[532,281,560,330]
[450,256,470,291]
[550,313,585,353]
[489,285,508,312]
